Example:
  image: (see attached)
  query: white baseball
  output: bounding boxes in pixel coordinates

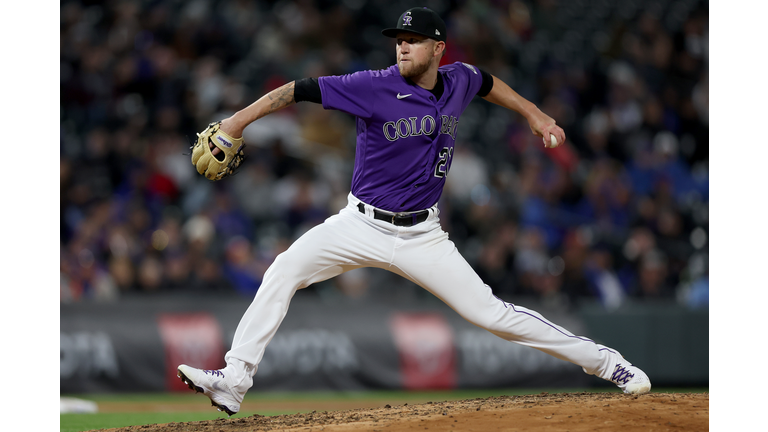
[545,134,559,148]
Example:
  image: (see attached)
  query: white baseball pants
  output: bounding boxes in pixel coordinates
[223,193,623,392]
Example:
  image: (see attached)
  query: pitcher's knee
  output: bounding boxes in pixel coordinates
[262,250,308,286]
[271,247,313,272]
[459,310,500,332]
[270,250,292,270]
[264,247,343,290]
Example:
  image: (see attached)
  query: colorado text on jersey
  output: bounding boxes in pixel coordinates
[382,114,459,142]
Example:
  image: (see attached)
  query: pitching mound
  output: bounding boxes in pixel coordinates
[103,392,708,432]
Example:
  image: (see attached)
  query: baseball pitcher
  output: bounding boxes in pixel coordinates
[181,7,651,416]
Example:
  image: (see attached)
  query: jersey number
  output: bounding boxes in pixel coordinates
[434,147,454,178]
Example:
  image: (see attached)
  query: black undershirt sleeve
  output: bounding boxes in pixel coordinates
[294,77,322,104]
[477,68,494,98]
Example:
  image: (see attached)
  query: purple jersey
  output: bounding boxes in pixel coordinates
[318,62,484,212]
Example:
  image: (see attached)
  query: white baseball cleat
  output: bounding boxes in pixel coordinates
[177,365,243,416]
[610,359,652,395]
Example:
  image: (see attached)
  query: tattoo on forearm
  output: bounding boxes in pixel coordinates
[262,82,296,118]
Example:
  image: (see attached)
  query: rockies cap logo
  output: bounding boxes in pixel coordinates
[403,11,413,26]
[381,7,447,43]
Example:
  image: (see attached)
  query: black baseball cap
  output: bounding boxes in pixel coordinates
[381,7,447,43]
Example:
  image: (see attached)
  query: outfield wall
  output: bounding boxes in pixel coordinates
[60,293,707,393]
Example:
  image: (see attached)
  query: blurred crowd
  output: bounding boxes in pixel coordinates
[60,0,708,310]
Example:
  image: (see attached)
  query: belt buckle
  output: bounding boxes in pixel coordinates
[393,212,411,226]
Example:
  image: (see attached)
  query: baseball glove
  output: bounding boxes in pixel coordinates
[191,121,246,181]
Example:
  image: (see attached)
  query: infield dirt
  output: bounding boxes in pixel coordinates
[99,392,707,431]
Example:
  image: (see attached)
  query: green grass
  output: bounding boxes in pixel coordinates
[61,412,224,432]
[60,388,709,432]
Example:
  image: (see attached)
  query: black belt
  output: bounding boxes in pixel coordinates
[357,202,429,227]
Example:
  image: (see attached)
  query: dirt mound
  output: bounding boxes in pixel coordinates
[102,392,708,432]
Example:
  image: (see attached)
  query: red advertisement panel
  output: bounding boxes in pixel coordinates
[389,313,456,390]
[157,313,224,392]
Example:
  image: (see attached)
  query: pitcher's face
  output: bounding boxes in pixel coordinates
[395,32,437,79]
